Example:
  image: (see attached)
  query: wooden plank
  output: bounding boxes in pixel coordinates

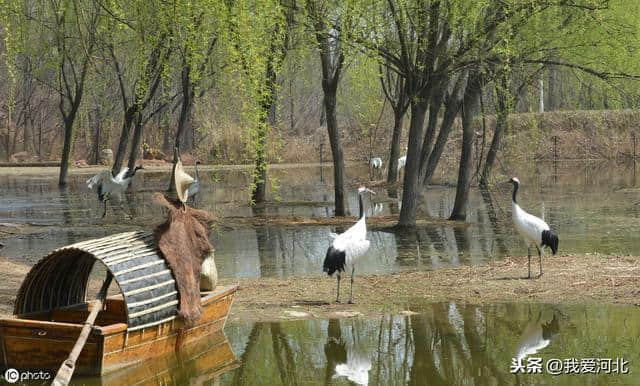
[101,318,226,374]
[0,320,102,342]
[98,332,235,386]
[2,336,101,375]
[50,310,124,326]
[95,323,128,336]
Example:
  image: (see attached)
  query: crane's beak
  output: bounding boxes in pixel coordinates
[366,188,376,195]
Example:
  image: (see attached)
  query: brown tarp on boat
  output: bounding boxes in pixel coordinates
[152,193,215,323]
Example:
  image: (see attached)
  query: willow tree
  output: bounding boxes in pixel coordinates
[100,0,174,175]
[477,1,640,186]
[167,0,227,193]
[0,0,23,161]
[12,0,102,185]
[226,0,292,204]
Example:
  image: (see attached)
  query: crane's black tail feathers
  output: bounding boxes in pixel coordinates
[97,183,106,202]
[323,246,346,276]
[541,230,559,255]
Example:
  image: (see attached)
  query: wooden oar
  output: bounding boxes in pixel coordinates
[52,272,114,386]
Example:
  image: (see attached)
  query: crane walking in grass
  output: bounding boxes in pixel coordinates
[86,166,143,218]
[509,177,559,278]
[323,186,375,303]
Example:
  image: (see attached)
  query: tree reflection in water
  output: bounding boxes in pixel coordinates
[220,303,639,385]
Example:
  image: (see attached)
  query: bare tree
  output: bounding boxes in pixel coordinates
[52,0,100,186]
[307,0,347,216]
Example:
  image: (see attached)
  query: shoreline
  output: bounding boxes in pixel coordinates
[221,253,640,323]
[1,254,638,323]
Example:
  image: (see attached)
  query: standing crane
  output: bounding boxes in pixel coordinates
[509,177,559,278]
[369,157,382,180]
[323,185,375,303]
[86,166,143,218]
[187,161,201,202]
[369,157,382,170]
[397,155,407,173]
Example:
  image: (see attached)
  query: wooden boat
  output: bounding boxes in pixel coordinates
[0,231,238,376]
[82,330,238,385]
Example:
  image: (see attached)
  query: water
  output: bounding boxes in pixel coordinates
[76,302,640,385]
[218,302,640,385]
[2,161,640,274]
[2,163,640,384]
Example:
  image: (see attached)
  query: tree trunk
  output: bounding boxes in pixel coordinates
[112,107,136,175]
[547,65,557,111]
[538,75,544,113]
[251,48,278,204]
[397,100,428,227]
[422,74,466,185]
[480,71,511,187]
[422,97,460,184]
[418,84,445,184]
[324,86,347,216]
[168,65,193,192]
[449,74,482,221]
[127,113,145,170]
[386,112,404,183]
[89,105,101,165]
[251,120,269,203]
[58,118,74,186]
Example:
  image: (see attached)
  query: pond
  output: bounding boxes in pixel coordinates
[1,162,639,385]
[1,161,640,278]
[77,301,640,385]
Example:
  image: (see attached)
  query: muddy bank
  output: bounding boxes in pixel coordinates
[0,162,335,177]
[223,253,639,322]
[221,214,466,230]
[1,254,637,323]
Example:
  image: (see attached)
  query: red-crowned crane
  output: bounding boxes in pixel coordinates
[509,177,559,278]
[397,155,406,172]
[323,185,375,303]
[515,312,559,362]
[369,157,382,170]
[86,166,143,218]
[187,161,201,202]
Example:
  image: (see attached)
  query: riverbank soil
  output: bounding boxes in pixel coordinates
[1,254,637,322]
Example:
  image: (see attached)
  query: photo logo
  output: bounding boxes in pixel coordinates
[4,368,19,383]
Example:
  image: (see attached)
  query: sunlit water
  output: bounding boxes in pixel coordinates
[75,302,640,385]
[2,161,640,277]
[2,163,640,384]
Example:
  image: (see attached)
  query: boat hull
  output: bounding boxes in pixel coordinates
[0,285,237,376]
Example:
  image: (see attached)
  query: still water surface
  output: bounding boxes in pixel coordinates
[77,302,640,385]
[1,161,640,278]
[1,163,639,384]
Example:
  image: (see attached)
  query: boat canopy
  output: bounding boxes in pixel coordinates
[14,231,179,331]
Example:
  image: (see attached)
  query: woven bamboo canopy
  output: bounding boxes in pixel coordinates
[14,231,179,331]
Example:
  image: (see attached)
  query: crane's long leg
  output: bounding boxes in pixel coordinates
[101,200,108,218]
[527,246,531,279]
[120,201,133,219]
[335,273,341,303]
[537,246,544,278]
[348,266,355,304]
